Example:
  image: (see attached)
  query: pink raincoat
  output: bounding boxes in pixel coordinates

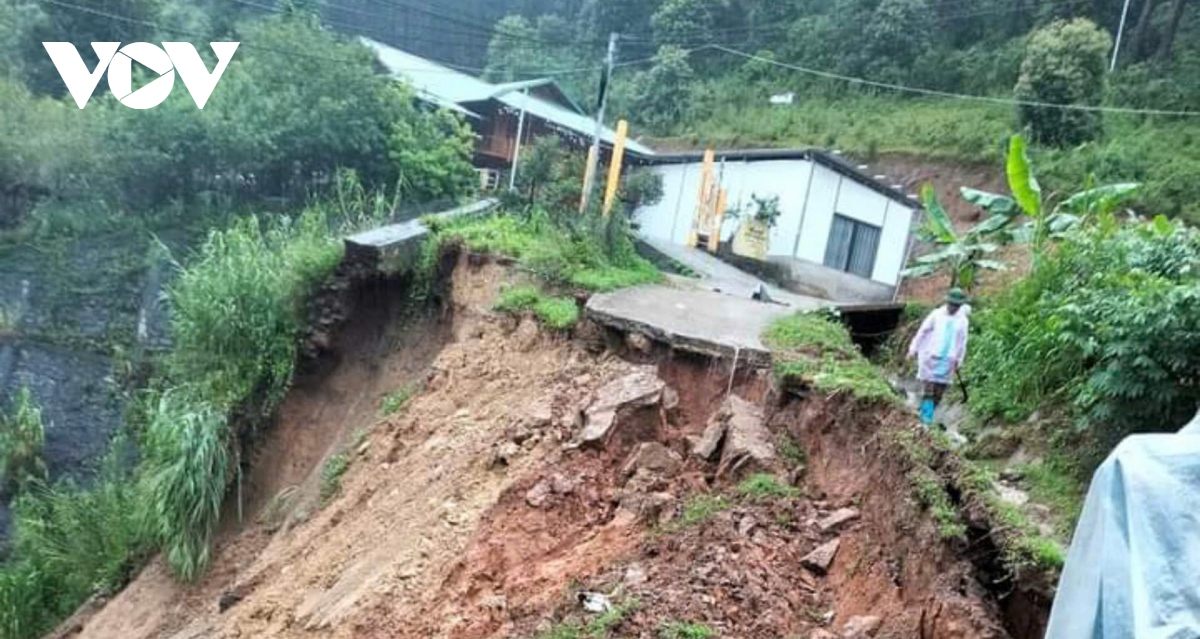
[907,305,970,385]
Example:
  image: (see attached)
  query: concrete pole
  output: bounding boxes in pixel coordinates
[508,88,530,191]
[580,32,618,213]
[1111,0,1134,71]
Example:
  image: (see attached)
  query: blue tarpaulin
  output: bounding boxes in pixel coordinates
[1046,411,1200,638]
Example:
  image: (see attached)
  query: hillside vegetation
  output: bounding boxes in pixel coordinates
[482,0,1200,223]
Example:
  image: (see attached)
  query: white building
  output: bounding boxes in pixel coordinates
[634,149,920,303]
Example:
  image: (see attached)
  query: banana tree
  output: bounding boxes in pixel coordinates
[902,185,1016,292]
[964,135,1140,260]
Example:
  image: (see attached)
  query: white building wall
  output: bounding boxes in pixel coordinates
[635,158,916,289]
[873,201,916,286]
[635,163,699,245]
[793,164,842,262]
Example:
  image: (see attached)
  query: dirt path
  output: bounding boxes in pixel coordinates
[61,256,1033,639]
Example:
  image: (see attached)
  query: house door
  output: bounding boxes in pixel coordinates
[823,214,882,279]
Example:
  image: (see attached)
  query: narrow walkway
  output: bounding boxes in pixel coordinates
[638,235,827,310]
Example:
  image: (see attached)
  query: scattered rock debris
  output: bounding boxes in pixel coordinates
[64,258,1030,639]
[817,507,861,532]
[802,538,842,575]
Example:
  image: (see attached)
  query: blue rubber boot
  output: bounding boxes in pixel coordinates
[919,399,936,427]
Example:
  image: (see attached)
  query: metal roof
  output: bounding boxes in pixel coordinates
[362,38,654,158]
[635,147,919,209]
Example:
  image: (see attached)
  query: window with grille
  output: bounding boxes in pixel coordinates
[823,214,882,279]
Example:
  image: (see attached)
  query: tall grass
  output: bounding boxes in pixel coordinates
[0,387,47,495]
[139,395,230,581]
[0,205,345,638]
[165,210,343,413]
[426,209,661,293]
[143,207,342,579]
[0,438,146,639]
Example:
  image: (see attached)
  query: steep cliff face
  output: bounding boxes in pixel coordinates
[0,228,177,534]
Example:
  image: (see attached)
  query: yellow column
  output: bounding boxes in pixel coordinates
[602,120,629,217]
[687,149,715,247]
[707,188,729,253]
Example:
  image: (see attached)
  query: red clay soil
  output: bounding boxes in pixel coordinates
[54,256,1027,639]
[866,153,1034,304]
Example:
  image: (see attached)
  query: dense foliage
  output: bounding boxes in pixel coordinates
[967,217,1200,467]
[0,388,45,497]
[0,204,345,636]
[1014,19,1112,146]
[481,0,1200,223]
[0,2,476,230]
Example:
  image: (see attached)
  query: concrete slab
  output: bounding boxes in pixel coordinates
[586,285,797,365]
[344,198,498,273]
[638,235,828,310]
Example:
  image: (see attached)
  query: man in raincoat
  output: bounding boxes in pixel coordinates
[907,288,970,427]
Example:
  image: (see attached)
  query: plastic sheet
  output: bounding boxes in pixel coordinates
[1046,411,1200,638]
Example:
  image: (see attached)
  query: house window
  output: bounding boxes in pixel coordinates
[478,168,501,192]
[823,214,881,279]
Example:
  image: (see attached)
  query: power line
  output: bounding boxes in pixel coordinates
[711,45,1200,117]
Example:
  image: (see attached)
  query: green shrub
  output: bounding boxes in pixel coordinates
[380,384,417,417]
[320,454,350,504]
[967,219,1200,470]
[659,621,717,639]
[133,207,344,581]
[736,473,800,500]
[0,436,147,639]
[0,388,46,495]
[165,209,343,414]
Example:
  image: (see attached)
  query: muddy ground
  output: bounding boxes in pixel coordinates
[53,255,1035,639]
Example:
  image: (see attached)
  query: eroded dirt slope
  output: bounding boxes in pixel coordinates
[60,256,1026,639]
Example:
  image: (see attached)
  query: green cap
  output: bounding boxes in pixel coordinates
[946,287,968,305]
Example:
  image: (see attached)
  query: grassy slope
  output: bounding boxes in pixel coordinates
[654,96,1200,223]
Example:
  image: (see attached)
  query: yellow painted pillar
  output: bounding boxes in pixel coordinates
[602,120,629,217]
[687,149,716,247]
[707,188,729,253]
[580,146,598,213]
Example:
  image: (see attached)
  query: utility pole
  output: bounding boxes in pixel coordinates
[1111,0,1134,71]
[508,87,530,191]
[580,32,618,213]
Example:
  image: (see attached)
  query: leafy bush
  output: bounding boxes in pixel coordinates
[967,218,1200,469]
[0,440,147,639]
[0,387,46,495]
[320,454,350,504]
[1014,19,1111,146]
[165,209,343,414]
[141,206,342,580]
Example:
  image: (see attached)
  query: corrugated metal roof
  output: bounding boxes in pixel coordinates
[362,37,655,158]
[363,37,497,103]
[635,148,918,208]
